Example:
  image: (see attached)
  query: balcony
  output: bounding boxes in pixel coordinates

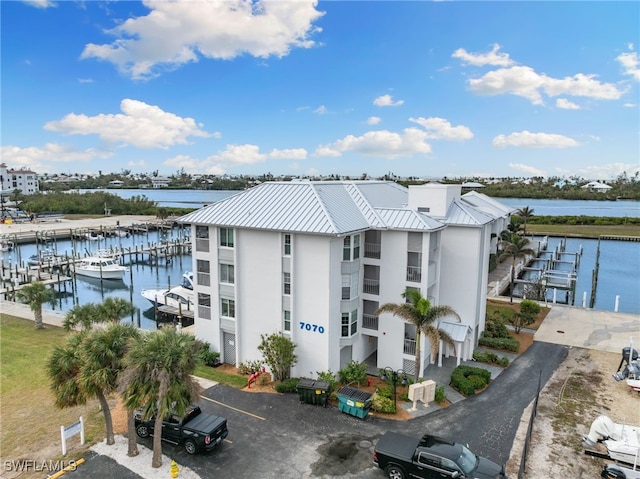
[364,242,381,259]
[363,278,380,295]
[362,313,378,330]
[406,266,422,283]
[403,339,416,356]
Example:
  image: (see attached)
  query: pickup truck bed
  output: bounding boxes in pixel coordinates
[374,432,420,465]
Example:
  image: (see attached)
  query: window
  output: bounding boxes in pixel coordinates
[343,236,351,261]
[283,310,291,332]
[220,228,234,247]
[342,272,359,300]
[197,260,210,286]
[198,293,211,320]
[342,234,361,261]
[341,310,358,337]
[284,234,291,256]
[283,272,291,295]
[196,225,209,239]
[221,298,235,318]
[220,263,234,284]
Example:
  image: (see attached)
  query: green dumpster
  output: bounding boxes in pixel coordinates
[296,378,331,407]
[337,386,372,419]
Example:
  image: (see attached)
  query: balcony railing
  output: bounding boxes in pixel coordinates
[406,266,422,283]
[362,313,379,330]
[404,339,416,355]
[364,243,381,259]
[363,278,380,295]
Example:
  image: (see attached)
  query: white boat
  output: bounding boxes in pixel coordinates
[0,238,14,252]
[584,416,640,466]
[27,248,58,267]
[141,272,194,309]
[75,256,127,280]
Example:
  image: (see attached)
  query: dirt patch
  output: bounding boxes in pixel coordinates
[509,348,639,478]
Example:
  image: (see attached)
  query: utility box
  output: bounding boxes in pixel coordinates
[336,386,372,419]
[422,380,436,404]
[408,383,425,402]
[296,378,331,407]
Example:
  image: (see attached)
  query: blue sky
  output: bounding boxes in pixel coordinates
[1,1,638,180]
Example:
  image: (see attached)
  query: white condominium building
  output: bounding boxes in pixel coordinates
[179,180,512,380]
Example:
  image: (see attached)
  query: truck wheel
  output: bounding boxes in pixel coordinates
[385,465,406,479]
[136,424,150,438]
[184,439,197,455]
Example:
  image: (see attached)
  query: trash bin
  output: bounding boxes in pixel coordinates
[336,386,372,419]
[296,378,331,407]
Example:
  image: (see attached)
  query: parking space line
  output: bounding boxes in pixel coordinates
[200,395,266,421]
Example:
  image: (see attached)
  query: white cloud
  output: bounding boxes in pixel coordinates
[44,99,213,149]
[452,43,514,67]
[408,117,473,140]
[509,163,546,177]
[556,98,580,110]
[623,102,637,108]
[313,105,328,115]
[77,78,94,84]
[469,66,623,105]
[22,0,55,8]
[616,51,640,81]
[373,94,404,107]
[577,162,640,179]
[0,143,112,173]
[80,0,324,80]
[366,116,381,125]
[314,128,431,159]
[163,144,306,174]
[127,159,147,168]
[493,131,579,148]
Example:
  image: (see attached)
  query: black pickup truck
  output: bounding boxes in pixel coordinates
[134,404,228,454]
[373,432,507,479]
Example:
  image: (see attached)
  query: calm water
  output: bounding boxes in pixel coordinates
[88,188,640,218]
[1,228,193,330]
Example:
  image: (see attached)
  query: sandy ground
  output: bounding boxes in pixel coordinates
[512,347,639,478]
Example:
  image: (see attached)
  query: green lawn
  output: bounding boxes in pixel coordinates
[527,223,640,238]
[0,315,106,469]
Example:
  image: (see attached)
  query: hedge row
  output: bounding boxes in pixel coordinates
[478,335,520,352]
[451,365,492,396]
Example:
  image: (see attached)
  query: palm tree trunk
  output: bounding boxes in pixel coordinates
[413,335,421,383]
[126,409,139,457]
[96,390,114,445]
[510,258,515,303]
[34,308,44,329]
[152,414,164,467]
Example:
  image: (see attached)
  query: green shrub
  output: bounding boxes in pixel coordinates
[338,360,367,387]
[371,393,396,413]
[376,385,394,399]
[497,357,510,367]
[484,314,511,338]
[472,350,510,367]
[275,378,299,393]
[478,335,520,352]
[196,341,220,367]
[434,385,447,403]
[451,365,492,396]
[238,359,264,375]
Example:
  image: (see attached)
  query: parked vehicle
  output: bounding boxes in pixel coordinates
[134,404,228,455]
[373,433,507,479]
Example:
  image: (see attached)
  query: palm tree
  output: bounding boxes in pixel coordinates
[375,289,461,382]
[516,206,535,236]
[15,281,56,329]
[99,297,137,324]
[120,328,199,468]
[63,302,100,331]
[80,323,141,446]
[498,235,536,303]
[47,333,87,408]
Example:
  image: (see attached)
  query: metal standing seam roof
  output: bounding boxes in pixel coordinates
[438,321,471,342]
[443,199,495,226]
[461,190,515,218]
[177,181,493,235]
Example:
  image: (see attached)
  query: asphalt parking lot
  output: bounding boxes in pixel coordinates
[64,341,568,479]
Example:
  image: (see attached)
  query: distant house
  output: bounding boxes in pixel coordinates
[461,181,485,190]
[0,163,39,195]
[151,177,171,188]
[581,181,612,193]
[108,180,124,188]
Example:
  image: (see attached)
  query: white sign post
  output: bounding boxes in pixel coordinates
[61,416,85,455]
